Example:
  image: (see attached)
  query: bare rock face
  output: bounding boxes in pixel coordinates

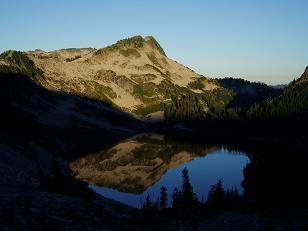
[96,70,135,91]
[94,69,117,81]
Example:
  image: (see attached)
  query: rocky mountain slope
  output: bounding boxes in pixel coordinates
[0,36,221,121]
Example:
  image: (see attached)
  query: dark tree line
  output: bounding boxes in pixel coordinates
[217,77,283,108]
[247,80,308,120]
[164,94,206,121]
[141,168,241,212]
[164,89,237,121]
[164,77,308,123]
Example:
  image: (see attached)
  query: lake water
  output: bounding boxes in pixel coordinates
[71,133,250,208]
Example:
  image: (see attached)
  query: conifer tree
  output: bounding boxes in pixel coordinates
[181,167,196,207]
[159,186,168,210]
[171,187,181,208]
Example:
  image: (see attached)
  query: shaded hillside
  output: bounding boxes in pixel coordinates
[163,69,308,123]
[217,78,283,108]
[0,55,141,158]
[247,66,308,120]
[0,51,145,231]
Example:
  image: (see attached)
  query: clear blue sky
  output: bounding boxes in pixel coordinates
[1,0,307,84]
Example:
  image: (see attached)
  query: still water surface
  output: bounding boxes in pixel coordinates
[71,133,250,208]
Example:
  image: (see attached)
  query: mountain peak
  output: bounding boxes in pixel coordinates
[144,36,166,56]
[298,66,308,82]
[96,35,166,57]
[113,35,145,49]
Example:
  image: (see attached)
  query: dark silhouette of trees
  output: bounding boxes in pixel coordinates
[159,186,168,210]
[164,71,308,124]
[164,88,234,121]
[170,168,199,210]
[171,187,182,209]
[207,179,225,207]
[181,167,196,207]
[164,94,206,121]
[142,194,153,210]
[217,77,283,108]
[247,80,308,120]
[205,179,242,210]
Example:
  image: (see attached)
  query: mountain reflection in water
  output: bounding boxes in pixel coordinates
[70,133,250,207]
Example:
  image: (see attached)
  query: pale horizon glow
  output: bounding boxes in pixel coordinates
[0,0,307,85]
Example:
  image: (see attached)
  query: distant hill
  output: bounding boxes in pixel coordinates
[217,78,283,108]
[247,66,308,119]
[271,84,287,89]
